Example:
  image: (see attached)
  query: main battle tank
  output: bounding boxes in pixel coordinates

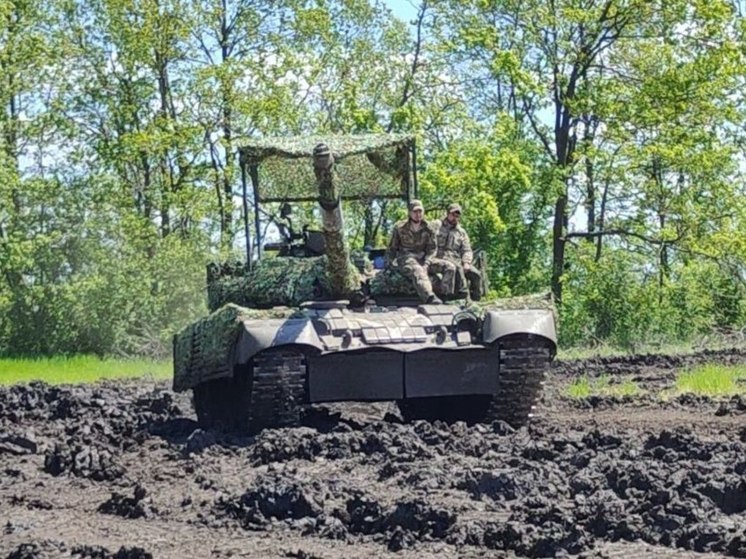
[173,134,557,433]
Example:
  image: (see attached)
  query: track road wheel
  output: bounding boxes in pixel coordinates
[396,334,552,428]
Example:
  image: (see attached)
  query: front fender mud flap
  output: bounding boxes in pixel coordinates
[482,309,557,354]
[233,318,323,365]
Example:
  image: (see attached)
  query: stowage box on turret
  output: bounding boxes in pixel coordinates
[173,134,557,433]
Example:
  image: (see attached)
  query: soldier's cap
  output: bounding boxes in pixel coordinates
[408,199,424,211]
[447,203,462,214]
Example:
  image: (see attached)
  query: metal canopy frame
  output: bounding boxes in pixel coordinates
[237,134,419,262]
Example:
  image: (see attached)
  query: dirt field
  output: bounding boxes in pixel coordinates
[2,349,746,559]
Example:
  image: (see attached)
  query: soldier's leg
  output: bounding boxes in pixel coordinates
[399,257,434,302]
[472,250,490,296]
[428,258,457,296]
[465,268,483,300]
[453,265,468,298]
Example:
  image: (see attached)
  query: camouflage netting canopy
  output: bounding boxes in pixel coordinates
[237,134,414,202]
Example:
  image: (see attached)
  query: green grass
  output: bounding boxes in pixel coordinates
[0,356,172,386]
[566,374,642,399]
[566,377,593,398]
[568,364,746,400]
[558,331,746,361]
[674,364,746,396]
[559,341,698,360]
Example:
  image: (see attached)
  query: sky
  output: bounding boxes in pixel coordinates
[382,0,419,24]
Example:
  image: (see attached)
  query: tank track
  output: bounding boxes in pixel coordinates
[486,334,552,426]
[247,349,308,433]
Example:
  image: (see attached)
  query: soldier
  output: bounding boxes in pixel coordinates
[435,203,482,300]
[387,199,456,304]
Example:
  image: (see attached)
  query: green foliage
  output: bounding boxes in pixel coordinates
[0,172,207,357]
[558,244,746,348]
[420,120,553,296]
[566,376,593,399]
[675,364,746,397]
[2,0,746,358]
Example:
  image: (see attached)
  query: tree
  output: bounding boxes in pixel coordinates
[431,0,744,303]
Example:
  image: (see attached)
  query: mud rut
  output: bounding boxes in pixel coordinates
[2,350,746,559]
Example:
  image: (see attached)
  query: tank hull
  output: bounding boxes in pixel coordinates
[174,301,556,403]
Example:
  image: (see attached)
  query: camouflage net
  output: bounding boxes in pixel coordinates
[173,304,303,392]
[238,134,413,202]
[368,267,472,299]
[207,256,361,312]
[368,267,418,297]
[469,292,557,320]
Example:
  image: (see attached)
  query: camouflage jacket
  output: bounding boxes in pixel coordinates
[434,218,473,266]
[387,219,437,265]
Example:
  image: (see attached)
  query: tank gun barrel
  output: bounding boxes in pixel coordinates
[313,143,358,298]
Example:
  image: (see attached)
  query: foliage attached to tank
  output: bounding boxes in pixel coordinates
[173,304,303,391]
[207,257,361,312]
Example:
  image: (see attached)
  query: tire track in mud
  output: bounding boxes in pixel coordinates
[1,349,745,558]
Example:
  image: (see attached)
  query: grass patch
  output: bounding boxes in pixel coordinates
[559,341,698,360]
[566,375,642,399]
[567,377,592,399]
[558,331,746,361]
[0,356,172,386]
[674,364,746,397]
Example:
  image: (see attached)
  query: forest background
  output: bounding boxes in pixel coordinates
[2,0,746,359]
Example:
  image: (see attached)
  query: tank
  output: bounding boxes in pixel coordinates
[172,134,557,433]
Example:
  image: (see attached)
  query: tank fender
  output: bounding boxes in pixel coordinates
[233,318,324,365]
[482,309,557,353]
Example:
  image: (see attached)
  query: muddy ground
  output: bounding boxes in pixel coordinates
[1,349,746,559]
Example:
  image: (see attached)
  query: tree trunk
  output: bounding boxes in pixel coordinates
[220,2,234,248]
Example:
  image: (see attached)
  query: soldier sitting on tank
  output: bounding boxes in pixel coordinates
[435,203,482,301]
[386,199,456,304]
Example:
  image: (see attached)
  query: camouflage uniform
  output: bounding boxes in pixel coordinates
[387,202,456,301]
[435,204,482,300]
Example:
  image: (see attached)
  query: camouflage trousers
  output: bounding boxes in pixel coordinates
[455,266,483,300]
[397,256,456,301]
[429,258,457,296]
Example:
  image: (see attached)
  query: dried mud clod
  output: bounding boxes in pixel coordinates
[98,485,158,519]
[216,475,325,528]
[3,541,153,559]
[0,432,38,456]
[70,545,153,559]
[5,541,66,559]
[43,441,124,481]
